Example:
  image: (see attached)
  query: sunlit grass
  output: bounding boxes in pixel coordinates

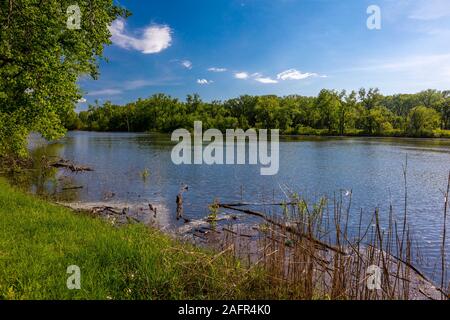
[0,179,271,300]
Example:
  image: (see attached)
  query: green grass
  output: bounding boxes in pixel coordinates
[0,179,269,300]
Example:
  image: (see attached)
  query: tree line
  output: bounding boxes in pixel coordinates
[66,88,450,138]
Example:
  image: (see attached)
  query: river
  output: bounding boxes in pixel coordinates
[14,131,450,283]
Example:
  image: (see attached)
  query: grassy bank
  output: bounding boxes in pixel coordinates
[1,177,447,300]
[0,179,271,300]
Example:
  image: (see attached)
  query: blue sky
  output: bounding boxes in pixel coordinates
[78,0,450,108]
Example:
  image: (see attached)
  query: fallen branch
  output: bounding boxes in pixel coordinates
[91,206,121,215]
[368,244,449,298]
[219,201,300,207]
[62,186,83,191]
[222,227,253,238]
[218,203,347,255]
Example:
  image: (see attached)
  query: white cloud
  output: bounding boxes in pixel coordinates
[181,60,193,69]
[277,69,320,80]
[77,98,87,103]
[109,19,172,54]
[208,67,227,72]
[234,72,249,79]
[234,69,323,84]
[197,79,213,85]
[235,71,278,83]
[254,76,278,84]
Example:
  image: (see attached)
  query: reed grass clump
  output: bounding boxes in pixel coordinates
[215,172,449,300]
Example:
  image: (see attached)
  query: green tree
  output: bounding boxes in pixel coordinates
[254,95,281,129]
[60,109,82,130]
[359,88,383,134]
[407,106,441,136]
[415,89,443,109]
[338,90,360,135]
[368,106,394,135]
[315,89,340,133]
[435,91,450,130]
[359,88,383,111]
[0,0,127,156]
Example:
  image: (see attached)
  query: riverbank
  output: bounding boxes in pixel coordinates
[0,177,447,300]
[71,128,450,139]
[290,128,450,138]
[0,179,274,300]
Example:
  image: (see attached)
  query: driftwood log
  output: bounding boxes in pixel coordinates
[62,186,83,191]
[50,159,93,172]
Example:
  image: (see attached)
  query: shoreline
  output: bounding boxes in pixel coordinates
[68,129,450,140]
[57,198,448,300]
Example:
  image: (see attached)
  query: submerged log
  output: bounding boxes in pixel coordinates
[219,201,300,207]
[50,159,93,172]
[62,186,83,191]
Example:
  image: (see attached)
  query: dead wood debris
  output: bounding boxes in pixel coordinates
[49,159,93,172]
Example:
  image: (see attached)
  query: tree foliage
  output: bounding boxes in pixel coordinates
[73,89,450,138]
[0,0,127,156]
[407,106,441,137]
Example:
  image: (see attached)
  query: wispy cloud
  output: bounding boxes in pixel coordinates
[277,69,322,80]
[109,19,172,54]
[86,89,123,96]
[77,98,87,103]
[85,78,178,97]
[347,54,450,72]
[197,79,213,85]
[208,67,227,72]
[408,0,450,20]
[334,53,450,89]
[123,80,168,90]
[235,69,323,84]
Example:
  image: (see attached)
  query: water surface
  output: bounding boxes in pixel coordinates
[18,131,450,282]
